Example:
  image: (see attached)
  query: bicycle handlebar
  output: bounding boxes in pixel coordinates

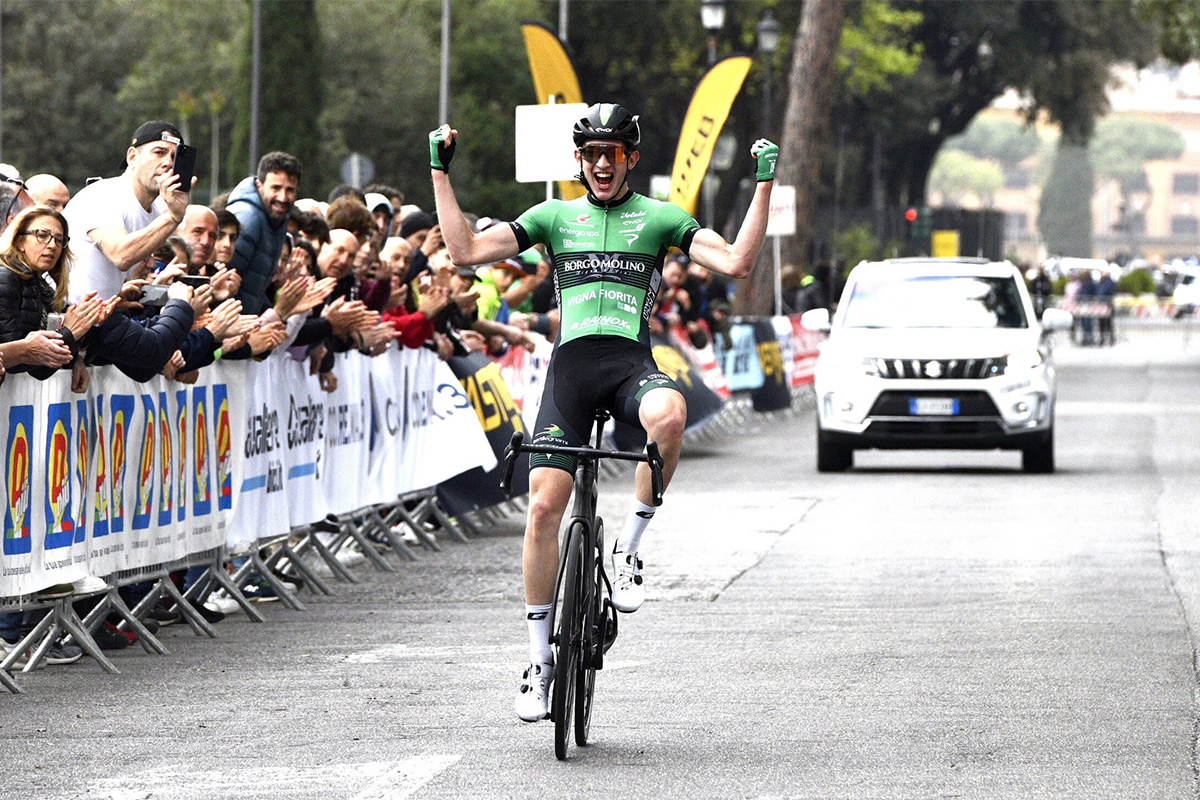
[499,431,666,506]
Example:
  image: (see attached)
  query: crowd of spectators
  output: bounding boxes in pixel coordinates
[0,119,562,667]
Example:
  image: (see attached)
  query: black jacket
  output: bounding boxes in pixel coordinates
[84,299,194,382]
[0,266,79,379]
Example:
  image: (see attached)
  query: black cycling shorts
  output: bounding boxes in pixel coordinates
[529,336,680,474]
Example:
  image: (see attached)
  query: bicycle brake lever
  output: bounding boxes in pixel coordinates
[500,431,525,496]
[645,441,664,506]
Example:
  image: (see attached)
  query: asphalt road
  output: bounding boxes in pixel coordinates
[4,331,1200,800]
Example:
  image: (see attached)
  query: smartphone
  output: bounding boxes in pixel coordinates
[177,274,210,288]
[172,143,197,192]
[139,284,169,305]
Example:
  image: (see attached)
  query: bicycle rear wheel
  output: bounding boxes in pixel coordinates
[553,522,584,760]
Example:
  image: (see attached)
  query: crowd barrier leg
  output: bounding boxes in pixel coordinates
[269,532,336,596]
[183,556,266,623]
[453,512,484,538]
[96,586,170,655]
[243,548,306,611]
[340,511,397,572]
[0,664,20,693]
[302,528,362,584]
[10,598,119,675]
[381,502,441,553]
[360,508,420,562]
[126,575,216,639]
[424,497,471,543]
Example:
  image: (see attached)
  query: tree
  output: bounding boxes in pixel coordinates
[228,0,324,189]
[1092,115,1185,194]
[761,0,846,316]
[1038,143,1094,257]
[945,116,1042,172]
[929,149,1003,207]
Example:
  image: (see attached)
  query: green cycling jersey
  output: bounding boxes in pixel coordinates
[511,191,700,348]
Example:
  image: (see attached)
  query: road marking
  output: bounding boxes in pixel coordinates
[89,757,460,799]
[1057,400,1200,416]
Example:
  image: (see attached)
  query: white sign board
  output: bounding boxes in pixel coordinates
[767,184,796,237]
[514,103,588,184]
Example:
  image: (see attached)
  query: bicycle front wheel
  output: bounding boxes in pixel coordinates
[553,522,584,760]
[575,517,602,746]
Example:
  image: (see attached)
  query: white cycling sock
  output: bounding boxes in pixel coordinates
[616,498,656,554]
[525,603,554,665]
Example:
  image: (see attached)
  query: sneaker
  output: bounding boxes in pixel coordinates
[514,661,554,722]
[204,592,240,616]
[44,642,83,665]
[147,601,182,626]
[92,623,130,651]
[71,575,109,595]
[187,597,225,624]
[335,544,366,568]
[610,549,645,613]
[0,638,39,669]
[241,579,279,603]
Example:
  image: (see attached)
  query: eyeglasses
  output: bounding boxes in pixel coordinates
[579,143,628,165]
[21,229,65,248]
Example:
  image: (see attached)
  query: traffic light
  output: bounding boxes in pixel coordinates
[905,206,932,241]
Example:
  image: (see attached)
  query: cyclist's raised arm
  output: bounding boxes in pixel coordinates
[429,125,521,267]
[687,138,778,280]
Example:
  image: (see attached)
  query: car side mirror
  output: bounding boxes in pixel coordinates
[800,308,830,332]
[1040,307,1072,332]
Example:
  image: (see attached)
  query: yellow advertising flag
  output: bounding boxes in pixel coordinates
[520,22,586,200]
[669,56,752,216]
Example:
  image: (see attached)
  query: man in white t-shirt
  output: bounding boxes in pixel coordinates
[63,120,195,301]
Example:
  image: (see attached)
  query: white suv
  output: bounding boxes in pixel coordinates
[803,258,1072,473]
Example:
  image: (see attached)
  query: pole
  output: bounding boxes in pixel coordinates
[559,0,568,41]
[761,62,771,135]
[773,235,783,316]
[439,0,451,124]
[248,0,261,175]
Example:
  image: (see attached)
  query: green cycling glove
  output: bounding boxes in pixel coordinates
[751,138,779,182]
[429,125,457,172]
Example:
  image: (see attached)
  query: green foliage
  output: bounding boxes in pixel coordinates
[929,149,1003,206]
[1117,267,1156,294]
[1092,115,1185,193]
[1136,0,1200,64]
[838,0,923,96]
[944,116,1043,169]
[228,0,324,190]
[1038,143,1094,257]
[832,222,878,266]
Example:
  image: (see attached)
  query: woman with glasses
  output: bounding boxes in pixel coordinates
[0,205,113,382]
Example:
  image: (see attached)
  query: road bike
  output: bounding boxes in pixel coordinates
[501,410,664,760]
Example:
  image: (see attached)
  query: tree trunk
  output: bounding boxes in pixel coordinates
[737,0,845,316]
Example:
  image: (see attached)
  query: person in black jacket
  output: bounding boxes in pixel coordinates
[0,205,114,386]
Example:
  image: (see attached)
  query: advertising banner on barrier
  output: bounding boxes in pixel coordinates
[719,322,765,391]
[438,351,530,515]
[493,332,553,427]
[749,319,791,412]
[775,314,821,388]
[666,322,730,400]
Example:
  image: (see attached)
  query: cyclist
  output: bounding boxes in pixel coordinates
[429,103,777,722]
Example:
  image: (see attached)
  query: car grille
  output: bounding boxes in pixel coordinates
[867,420,1006,437]
[868,390,1000,417]
[870,357,1005,379]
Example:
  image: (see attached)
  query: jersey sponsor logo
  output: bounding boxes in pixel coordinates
[556,226,600,237]
[563,287,638,314]
[541,424,565,438]
[561,254,645,275]
[567,314,633,332]
[572,214,592,224]
[622,233,639,245]
[619,210,646,220]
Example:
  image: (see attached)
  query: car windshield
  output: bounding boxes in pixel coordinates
[841,274,1028,329]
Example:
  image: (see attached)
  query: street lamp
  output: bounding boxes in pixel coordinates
[700,0,726,66]
[756,9,782,135]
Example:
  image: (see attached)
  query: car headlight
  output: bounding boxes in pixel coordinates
[862,357,882,377]
[1004,350,1043,372]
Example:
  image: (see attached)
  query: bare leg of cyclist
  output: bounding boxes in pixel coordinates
[612,388,687,613]
[515,466,574,722]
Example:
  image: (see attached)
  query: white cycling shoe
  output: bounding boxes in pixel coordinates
[611,549,644,613]
[514,661,554,722]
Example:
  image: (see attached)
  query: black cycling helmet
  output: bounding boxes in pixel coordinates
[572,103,641,150]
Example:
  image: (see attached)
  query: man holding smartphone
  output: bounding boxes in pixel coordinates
[63,120,195,302]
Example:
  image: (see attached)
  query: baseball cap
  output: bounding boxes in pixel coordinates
[364,192,394,218]
[493,258,536,277]
[124,120,183,168]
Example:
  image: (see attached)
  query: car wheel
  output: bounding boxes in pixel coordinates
[817,428,852,472]
[1021,429,1055,474]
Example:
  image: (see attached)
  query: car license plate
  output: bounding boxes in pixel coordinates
[909,397,959,415]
